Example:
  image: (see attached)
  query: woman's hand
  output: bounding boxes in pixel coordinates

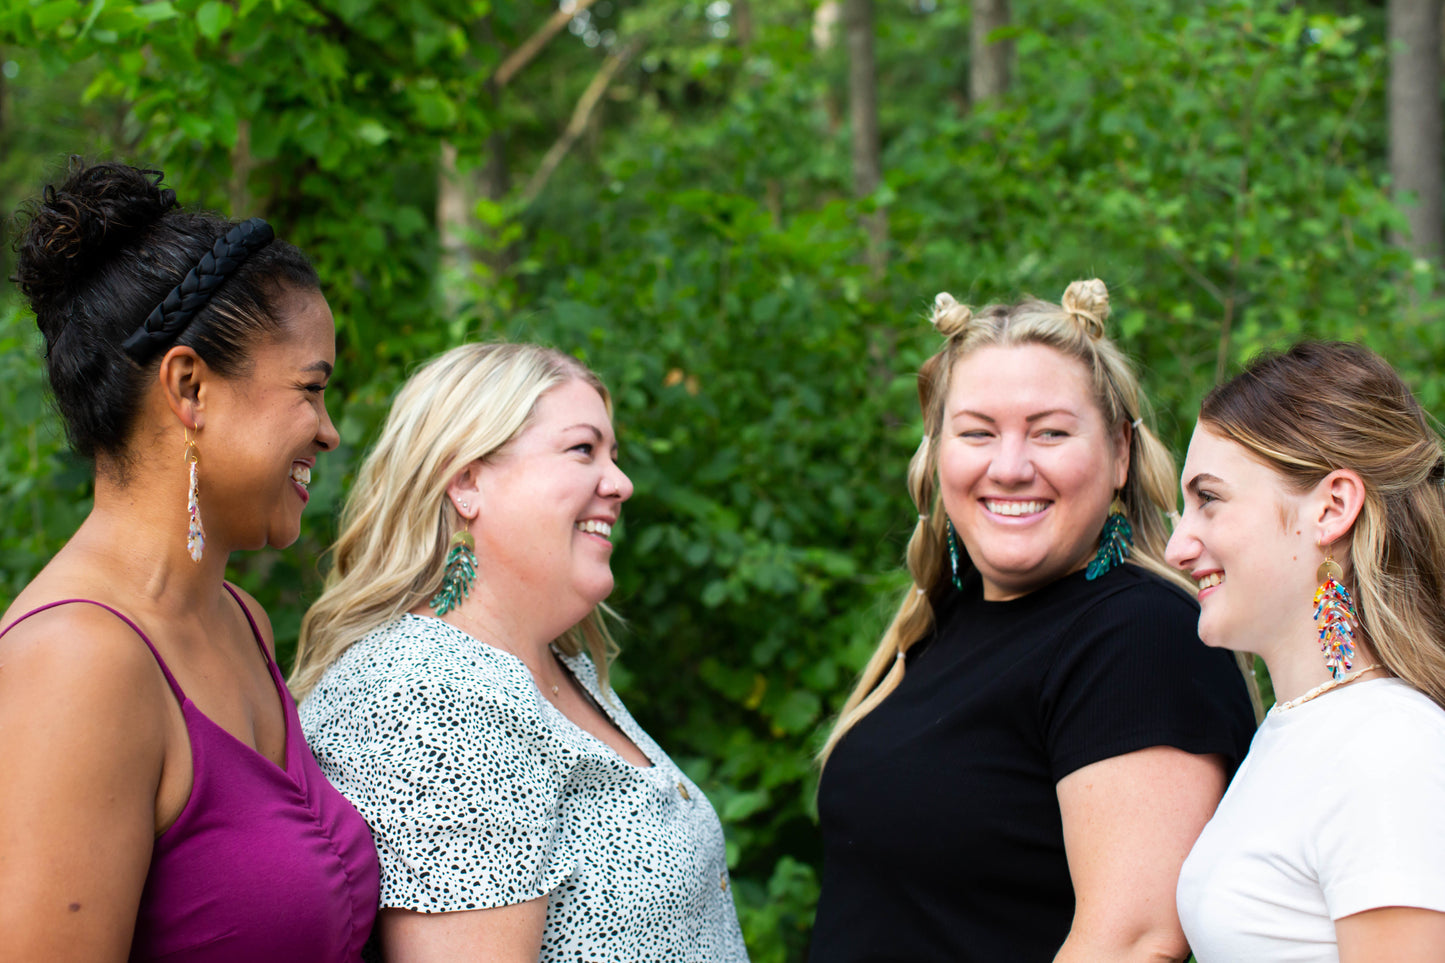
[379,897,549,963]
[1053,746,1231,963]
[1337,906,1445,961]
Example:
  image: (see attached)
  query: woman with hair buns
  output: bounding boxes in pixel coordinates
[1168,342,1445,960]
[290,342,748,962]
[0,160,378,961]
[810,280,1257,962]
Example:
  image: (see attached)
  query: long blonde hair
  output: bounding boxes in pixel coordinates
[821,279,1255,763]
[1201,341,1445,709]
[290,342,618,699]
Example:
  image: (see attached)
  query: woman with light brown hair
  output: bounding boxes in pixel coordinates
[1168,341,1445,961]
[810,280,1257,962]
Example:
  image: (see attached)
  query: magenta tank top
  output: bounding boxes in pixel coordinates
[0,590,380,962]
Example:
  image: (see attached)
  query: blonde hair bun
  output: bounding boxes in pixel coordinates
[930,292,973,337]
[1061,278,1110,339]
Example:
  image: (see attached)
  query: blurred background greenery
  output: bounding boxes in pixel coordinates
[3,1,1443,957]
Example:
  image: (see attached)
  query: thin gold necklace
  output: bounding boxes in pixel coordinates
[1272,664,1384,712]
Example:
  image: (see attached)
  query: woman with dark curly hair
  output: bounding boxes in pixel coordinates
[0,159,379,962]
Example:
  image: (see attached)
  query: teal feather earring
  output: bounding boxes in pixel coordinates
[946,519,963,591]
[1086,494,1132,581]
[430,529,477,616]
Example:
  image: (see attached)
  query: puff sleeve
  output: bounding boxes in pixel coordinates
[300,620,579,912]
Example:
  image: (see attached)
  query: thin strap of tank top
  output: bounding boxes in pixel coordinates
[0,598,186,701]
[221,582,274,669]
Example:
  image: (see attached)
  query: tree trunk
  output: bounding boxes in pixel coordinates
[813,1,839,52]
[0,48,7,145]
[733,0,754,45]
[437,141,472,311]
[969,0,1012,105]
[229,118,253,216]
[844,0,886,275]
[1388,0,1444,261]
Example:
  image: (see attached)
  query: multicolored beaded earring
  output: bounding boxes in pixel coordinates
[1085,493,1132,580]
[184,428,205,562]
[945,519,963,591]
[1313,548,1358,680]
[430,529,478,616]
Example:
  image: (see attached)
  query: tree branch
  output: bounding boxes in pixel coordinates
[495,0,602,88]
[522,39,641,203]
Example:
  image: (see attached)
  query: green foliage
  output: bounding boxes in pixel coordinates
[4,2,1445,960]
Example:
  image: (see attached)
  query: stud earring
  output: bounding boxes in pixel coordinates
[1086,493,1132,581]
[1314,548,1358,680]
[184,428,205,562]
[430,529,478,616]
[945,519,963,591]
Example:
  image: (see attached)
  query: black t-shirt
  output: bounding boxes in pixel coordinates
[810,564,1257,963]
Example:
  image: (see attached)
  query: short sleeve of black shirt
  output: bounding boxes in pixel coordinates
[1040,566,1252,781]
[810,564,1257,963]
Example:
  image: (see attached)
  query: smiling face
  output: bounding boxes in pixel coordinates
[939,343,1129,600]
[200,287,339,551]
[469,378,633,630]
[1165,423,1318,656]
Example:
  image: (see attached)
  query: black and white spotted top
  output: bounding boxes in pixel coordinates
[298,614,749,962]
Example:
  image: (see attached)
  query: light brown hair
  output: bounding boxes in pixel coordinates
[1200,340,1445,709]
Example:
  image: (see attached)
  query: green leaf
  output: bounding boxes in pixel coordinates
[196,0,233,40]
[354,119,390,146]
[133,2,179,23]
[29,1,78,31]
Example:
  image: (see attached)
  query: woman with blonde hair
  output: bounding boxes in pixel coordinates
[292,342,748,963]
[810,280,1257,962]
[1169,341,1445,960]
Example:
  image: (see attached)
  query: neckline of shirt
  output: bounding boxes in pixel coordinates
[400,612,662,772]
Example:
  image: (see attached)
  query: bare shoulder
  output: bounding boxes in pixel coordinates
[0,599,170,961]
[0,600,172,735]
[224,581,276,655]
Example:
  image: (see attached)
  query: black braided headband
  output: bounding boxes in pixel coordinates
[120,217,275,363]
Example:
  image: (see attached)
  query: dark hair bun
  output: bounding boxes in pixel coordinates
[10,157,319,464]
[14,159,177,313]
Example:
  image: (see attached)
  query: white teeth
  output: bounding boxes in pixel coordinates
[1198,572,1224,590]
[985,500,1048,517]
[577,519,613,538]
[291,464,311,487]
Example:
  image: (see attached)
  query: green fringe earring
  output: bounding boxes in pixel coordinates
[946,519,963,591]
[1086,494,1132,581]
[429,530,477,616]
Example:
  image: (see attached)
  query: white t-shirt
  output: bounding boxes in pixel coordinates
[1178,678,1445,962]
[299,614,749,963]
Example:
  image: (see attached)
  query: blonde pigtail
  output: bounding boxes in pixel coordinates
[821,278,1264,760]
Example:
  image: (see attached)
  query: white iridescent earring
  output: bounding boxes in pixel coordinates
[185,428,205,562]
